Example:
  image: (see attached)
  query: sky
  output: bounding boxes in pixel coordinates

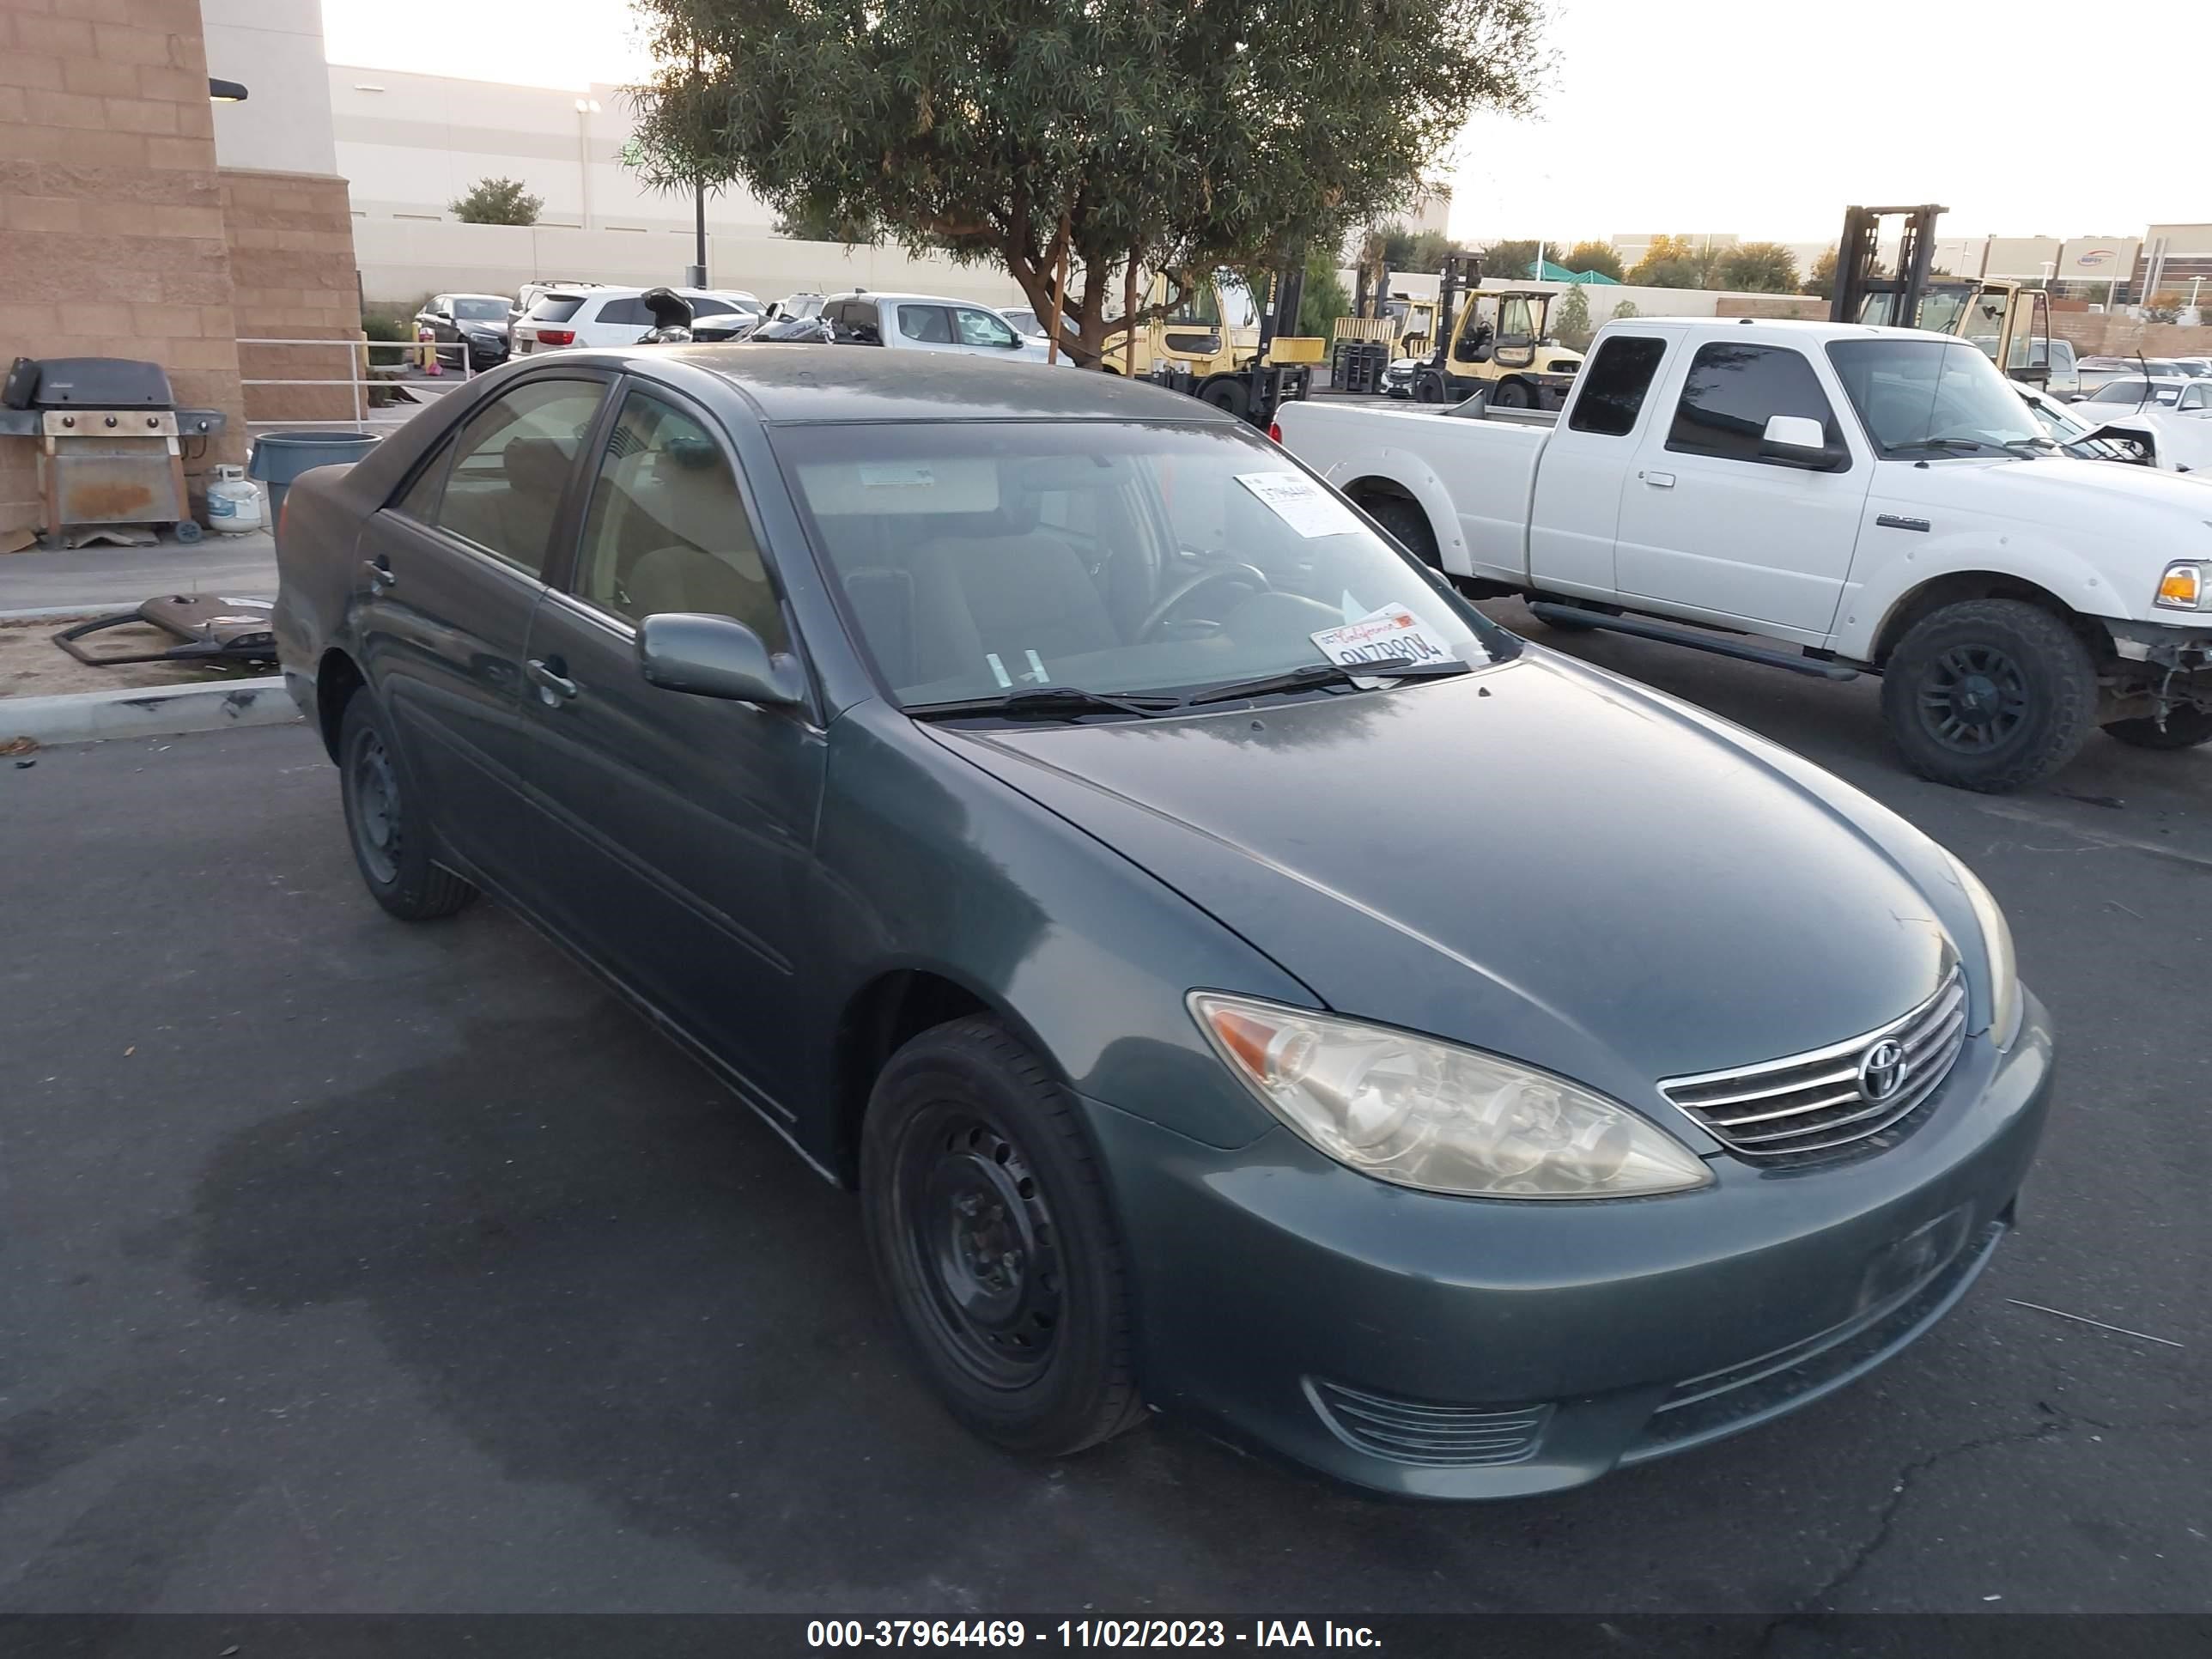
[320,0,2187,246]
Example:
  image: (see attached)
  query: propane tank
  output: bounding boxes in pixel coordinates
[204,465,264,536]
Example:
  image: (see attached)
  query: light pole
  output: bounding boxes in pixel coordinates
[574,98,599,230]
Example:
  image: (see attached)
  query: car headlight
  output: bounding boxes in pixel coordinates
[1943,854,2022,1050]
[2155,561,2208,611]
[1188,993,1711,1199]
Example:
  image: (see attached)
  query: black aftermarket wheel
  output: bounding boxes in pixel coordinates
[861,1016,1144,1456]
[1881,599,2097,793]
[337,690,477,921]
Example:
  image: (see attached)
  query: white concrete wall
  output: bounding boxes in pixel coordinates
[354,219,1029,309]
[205,0,337,175]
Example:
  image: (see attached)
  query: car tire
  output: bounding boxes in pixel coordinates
[337,688,477,921]
[860,1015,1145,1458]
[2101,705,2212,750]
[1881,599,2098,793]
[1493,379,1533,409]
[1413,373,1443,404]
[1361,494,1440,568]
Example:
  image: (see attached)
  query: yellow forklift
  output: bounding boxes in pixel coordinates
[1408,254,1587,409]
[1830,204,2053,388]
[1100,271,1256,381]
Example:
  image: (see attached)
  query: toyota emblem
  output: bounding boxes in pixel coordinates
[1858,1038,1906,1103]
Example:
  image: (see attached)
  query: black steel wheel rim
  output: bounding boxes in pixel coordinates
[349,727,403,884]
[1917,644,2030,752]
[894,1103,1063,1389]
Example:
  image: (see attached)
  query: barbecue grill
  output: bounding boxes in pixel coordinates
[0,356,228,548]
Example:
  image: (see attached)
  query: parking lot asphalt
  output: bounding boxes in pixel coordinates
[2,605,2207,1617]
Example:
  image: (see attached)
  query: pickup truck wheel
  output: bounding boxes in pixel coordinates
[1362,495,1439,568]
[1881,599,2097,792]
[861,1016,1145,1457]
[337,690,477,921]
[2102,706,2212,750]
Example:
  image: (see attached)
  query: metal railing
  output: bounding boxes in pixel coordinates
[235,337,476,428]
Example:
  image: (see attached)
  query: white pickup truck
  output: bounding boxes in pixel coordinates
[1276,316,2212,791]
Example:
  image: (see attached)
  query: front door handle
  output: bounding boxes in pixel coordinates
[1641,471,1676,489]
[362,556,398,590]
[526,656,579,704]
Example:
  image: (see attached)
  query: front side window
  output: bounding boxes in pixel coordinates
[572,390,787,647]
[778,421,1506,707]
[1569,336,1668,436]
[1668,343,1841,464]
[956,307,1019,349]
[897,305,953,343]
[431,377,605,573]
[1826,338,2045,457]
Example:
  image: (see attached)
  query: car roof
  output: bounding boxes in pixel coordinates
[828,290,1005,308]
[575,342,1237,425]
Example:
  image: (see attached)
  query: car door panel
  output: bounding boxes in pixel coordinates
[516,382,827,1112]
[1614,341,1872,641]
[357,374,611,891]
[1528,332,1673,597]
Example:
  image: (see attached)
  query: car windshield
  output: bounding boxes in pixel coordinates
[2092,381,2182,405]
[452,298,509,321]
[777,420,1506,709]
[1826,338,2045,455]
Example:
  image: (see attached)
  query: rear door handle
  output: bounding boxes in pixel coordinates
[526,656,579,704]
[362,556,398,590]
[1640,471,1676,489]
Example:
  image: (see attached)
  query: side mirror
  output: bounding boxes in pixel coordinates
[636,612,805,707]
[1760,413,1843,469]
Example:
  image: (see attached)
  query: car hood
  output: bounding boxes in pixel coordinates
[1875,450,2212,526]
[934,652,1966,1116]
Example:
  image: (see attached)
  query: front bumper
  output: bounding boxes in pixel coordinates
[1085,991,2054,1498]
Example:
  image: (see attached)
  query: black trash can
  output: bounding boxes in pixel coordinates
[247,429,380,526]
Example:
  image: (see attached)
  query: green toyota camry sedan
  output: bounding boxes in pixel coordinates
[272,347,2053,1498]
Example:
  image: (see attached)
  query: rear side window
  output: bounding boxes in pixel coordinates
[1569,336,1668,436]
[898,305,953,343]
[1668,343,1839,464]
[593,297,651,328]
[526,295,585,323]
[430,378,606,574]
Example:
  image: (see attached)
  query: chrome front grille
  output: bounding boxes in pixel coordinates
[1660,971,1968,1158]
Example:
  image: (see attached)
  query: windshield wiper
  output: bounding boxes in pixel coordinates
[2000,436,2057,458]
[1887,437,2008,458]
[1183,657,1472,707]
[907,685,1188,722]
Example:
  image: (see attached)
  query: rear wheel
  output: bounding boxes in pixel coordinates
[861,1016,1144,1457]
[1361,494,1439,568]
[2102,705,2212,750]
[1199,379,1250,421]
[337,690,477,921]
[1880,599,2097,792]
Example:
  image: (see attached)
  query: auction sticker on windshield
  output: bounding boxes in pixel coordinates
[1310,605,1453,666]
[1237,471,1366,538]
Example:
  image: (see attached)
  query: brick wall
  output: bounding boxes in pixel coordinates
[2051,313,2212,360]
[0,0,247,541]
[221,167,364,427]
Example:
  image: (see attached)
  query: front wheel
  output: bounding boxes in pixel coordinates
[2102,705,2212,750]
[1880,599,2097,792]
[1198,379,1250,421]
[861,1017,1144,1457]
[337,690,477,921]
[1492,379,1533,410]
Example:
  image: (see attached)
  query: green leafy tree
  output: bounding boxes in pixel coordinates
[1627,234,1723,289]
[1297,246,1351,337]
[1802,245,1840,301]
[448,177,542,226]
[629,0,1543,367]
[1717,242,1799,294]
[1553,283,1592,349]
[1562,240,1623,281]
[1407,228,1466,273]
[1481,238,1547,280]
[1609,300,1639,321]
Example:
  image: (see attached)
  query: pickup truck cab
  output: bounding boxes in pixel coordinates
[1277,317,2212,790]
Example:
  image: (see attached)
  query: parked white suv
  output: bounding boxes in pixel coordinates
[821,291,1057,363]
[513,286,763,353]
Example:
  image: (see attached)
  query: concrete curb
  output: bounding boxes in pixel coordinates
[0,605,119,623]
[2,677,301,746]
